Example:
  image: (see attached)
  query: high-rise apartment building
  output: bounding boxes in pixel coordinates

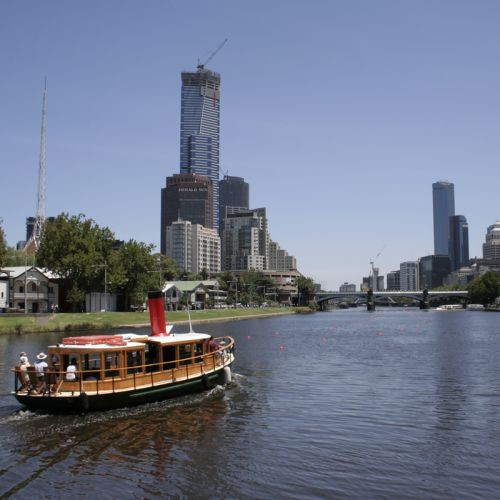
[221,208,269,271]
[400,261,419,291]
[165,220,220,275]
[160,174,213,254]
[482,220,500,260]
[386,271,400,291]
[449,215,469,270]
[339,283,356,292]
[433,181,455,255]
[219,175,249,230]
[419,255,451,289]
[268,239,297,271]
[180,68,221,229]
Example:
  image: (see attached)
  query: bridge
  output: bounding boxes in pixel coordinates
[314,290,469,311]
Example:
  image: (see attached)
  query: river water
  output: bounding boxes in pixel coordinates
[1,309,500,498]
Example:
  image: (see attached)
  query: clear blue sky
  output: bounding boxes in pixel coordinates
[1,1,499,290]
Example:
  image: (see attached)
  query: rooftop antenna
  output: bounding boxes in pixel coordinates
[25,78,47,254]
[197,38,228,70]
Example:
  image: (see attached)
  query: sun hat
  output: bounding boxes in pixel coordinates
[20,352,27,357]
[36,352,47,360]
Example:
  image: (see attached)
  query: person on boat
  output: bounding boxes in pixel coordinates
[208,337,219,352]
[18,352,30,389]
[66,358,78,381]
[34,352,48,392]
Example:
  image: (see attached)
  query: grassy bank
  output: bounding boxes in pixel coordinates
[0,307,300,335]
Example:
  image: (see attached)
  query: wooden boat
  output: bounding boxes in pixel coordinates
[11,291,235,413]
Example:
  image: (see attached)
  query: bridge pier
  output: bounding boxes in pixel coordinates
[419,289,429,310]
[367,289,375,312]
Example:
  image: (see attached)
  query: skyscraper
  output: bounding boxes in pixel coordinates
[160,173,213,254]
[432,181,455,255]
[219,175,249,230]
[483,220,500,260]
[419,255,451,289]
[449,215,469,270]
[180,68,221,229]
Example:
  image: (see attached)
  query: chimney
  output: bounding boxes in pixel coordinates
[148,291,168,337]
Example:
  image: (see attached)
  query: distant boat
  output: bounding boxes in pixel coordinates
[436,304,464,311]
[466,304,485,311]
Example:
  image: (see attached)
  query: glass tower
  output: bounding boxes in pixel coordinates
[449,215,469,270]
[180,67,221,229]
[432,181,455,255]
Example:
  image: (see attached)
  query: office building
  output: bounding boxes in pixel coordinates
[483,220,500,260]
[160,173,213,254]
[180,67,221,229]
[165,220,220,275]
[419,255,451,290]
[386,271,400,291]
[339,282,356,292]
[400,261,419,291]
[433,181,455,255]
[449,215,469,271]
[219,175,249,230]
[221,208,268,271]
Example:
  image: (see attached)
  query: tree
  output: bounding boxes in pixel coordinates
[152,253,178,283]
[0,219,7,267]
[109,240,157,309]
[296,276,315,306]
[467,272,500,306]
[37,213,115,310]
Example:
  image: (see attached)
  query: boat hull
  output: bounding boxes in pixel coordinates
[14,368,228,414]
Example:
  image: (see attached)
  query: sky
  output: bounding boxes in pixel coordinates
[1,0,499,290]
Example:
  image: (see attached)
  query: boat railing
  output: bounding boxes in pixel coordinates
[12,335,234,396]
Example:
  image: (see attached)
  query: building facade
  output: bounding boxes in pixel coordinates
[483,220,500,260]
[160,173,213,254]
[268,239,297,271]
[219,175,249,230]
[180,68,221,229]
[433,181,455,255]
[339,282,356,292]
[221,208,268,271]
[419,255,451,290]
[386,270,400,291]
[400,261,419,291]
[449,215,469,271]
[165,220,220,275]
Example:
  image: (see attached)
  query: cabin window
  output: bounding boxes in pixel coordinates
[104,351,120,378]
[127,350,143,374]
[179,344,193,366]
[83,353,101,380]
[194,343,203,363]
[162,346,176,370]
[145,343,160,372]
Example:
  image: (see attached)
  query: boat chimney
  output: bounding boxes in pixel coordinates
[148,291,168,337]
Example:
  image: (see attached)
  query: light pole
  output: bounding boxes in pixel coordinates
[90,261,108,311]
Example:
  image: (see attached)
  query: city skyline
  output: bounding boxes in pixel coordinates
[1,1,499,289]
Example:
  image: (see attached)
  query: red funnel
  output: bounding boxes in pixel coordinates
[148,291,168,337]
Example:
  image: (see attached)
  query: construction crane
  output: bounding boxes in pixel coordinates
[369,246,385,291]
[197,38,228,70]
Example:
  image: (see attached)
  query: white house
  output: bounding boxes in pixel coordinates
[2,267,60,313]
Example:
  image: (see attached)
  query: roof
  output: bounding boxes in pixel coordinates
[148,332,211,344]
[165,281,209,293]
[0,266,61,280]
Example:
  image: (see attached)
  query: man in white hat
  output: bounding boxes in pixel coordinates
[34,352,48,392]
[18,352,30,389]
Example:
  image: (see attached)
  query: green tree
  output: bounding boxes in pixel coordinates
[152,253,178,283]
[467,272,500,306]
[296,276,316,306]
[37,213,115,310]
[0,220,7,267]
[109,240,157,309]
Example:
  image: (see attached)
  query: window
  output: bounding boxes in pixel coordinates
[179,344,193,366]
[83,353,101,380]
[127,350,144,374]
[30,283,37,292]
[19,286,24,293]
[104,352,121,378]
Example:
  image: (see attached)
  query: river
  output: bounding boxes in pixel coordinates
[1,309,500,498]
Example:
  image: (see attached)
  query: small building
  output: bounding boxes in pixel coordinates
[2,266,60,313]
[162,281,210,308]
[0,270,10,311]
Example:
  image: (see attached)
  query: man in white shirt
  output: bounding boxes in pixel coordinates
[66,358,78,381]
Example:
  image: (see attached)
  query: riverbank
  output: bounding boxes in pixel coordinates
[0,307,308,335]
